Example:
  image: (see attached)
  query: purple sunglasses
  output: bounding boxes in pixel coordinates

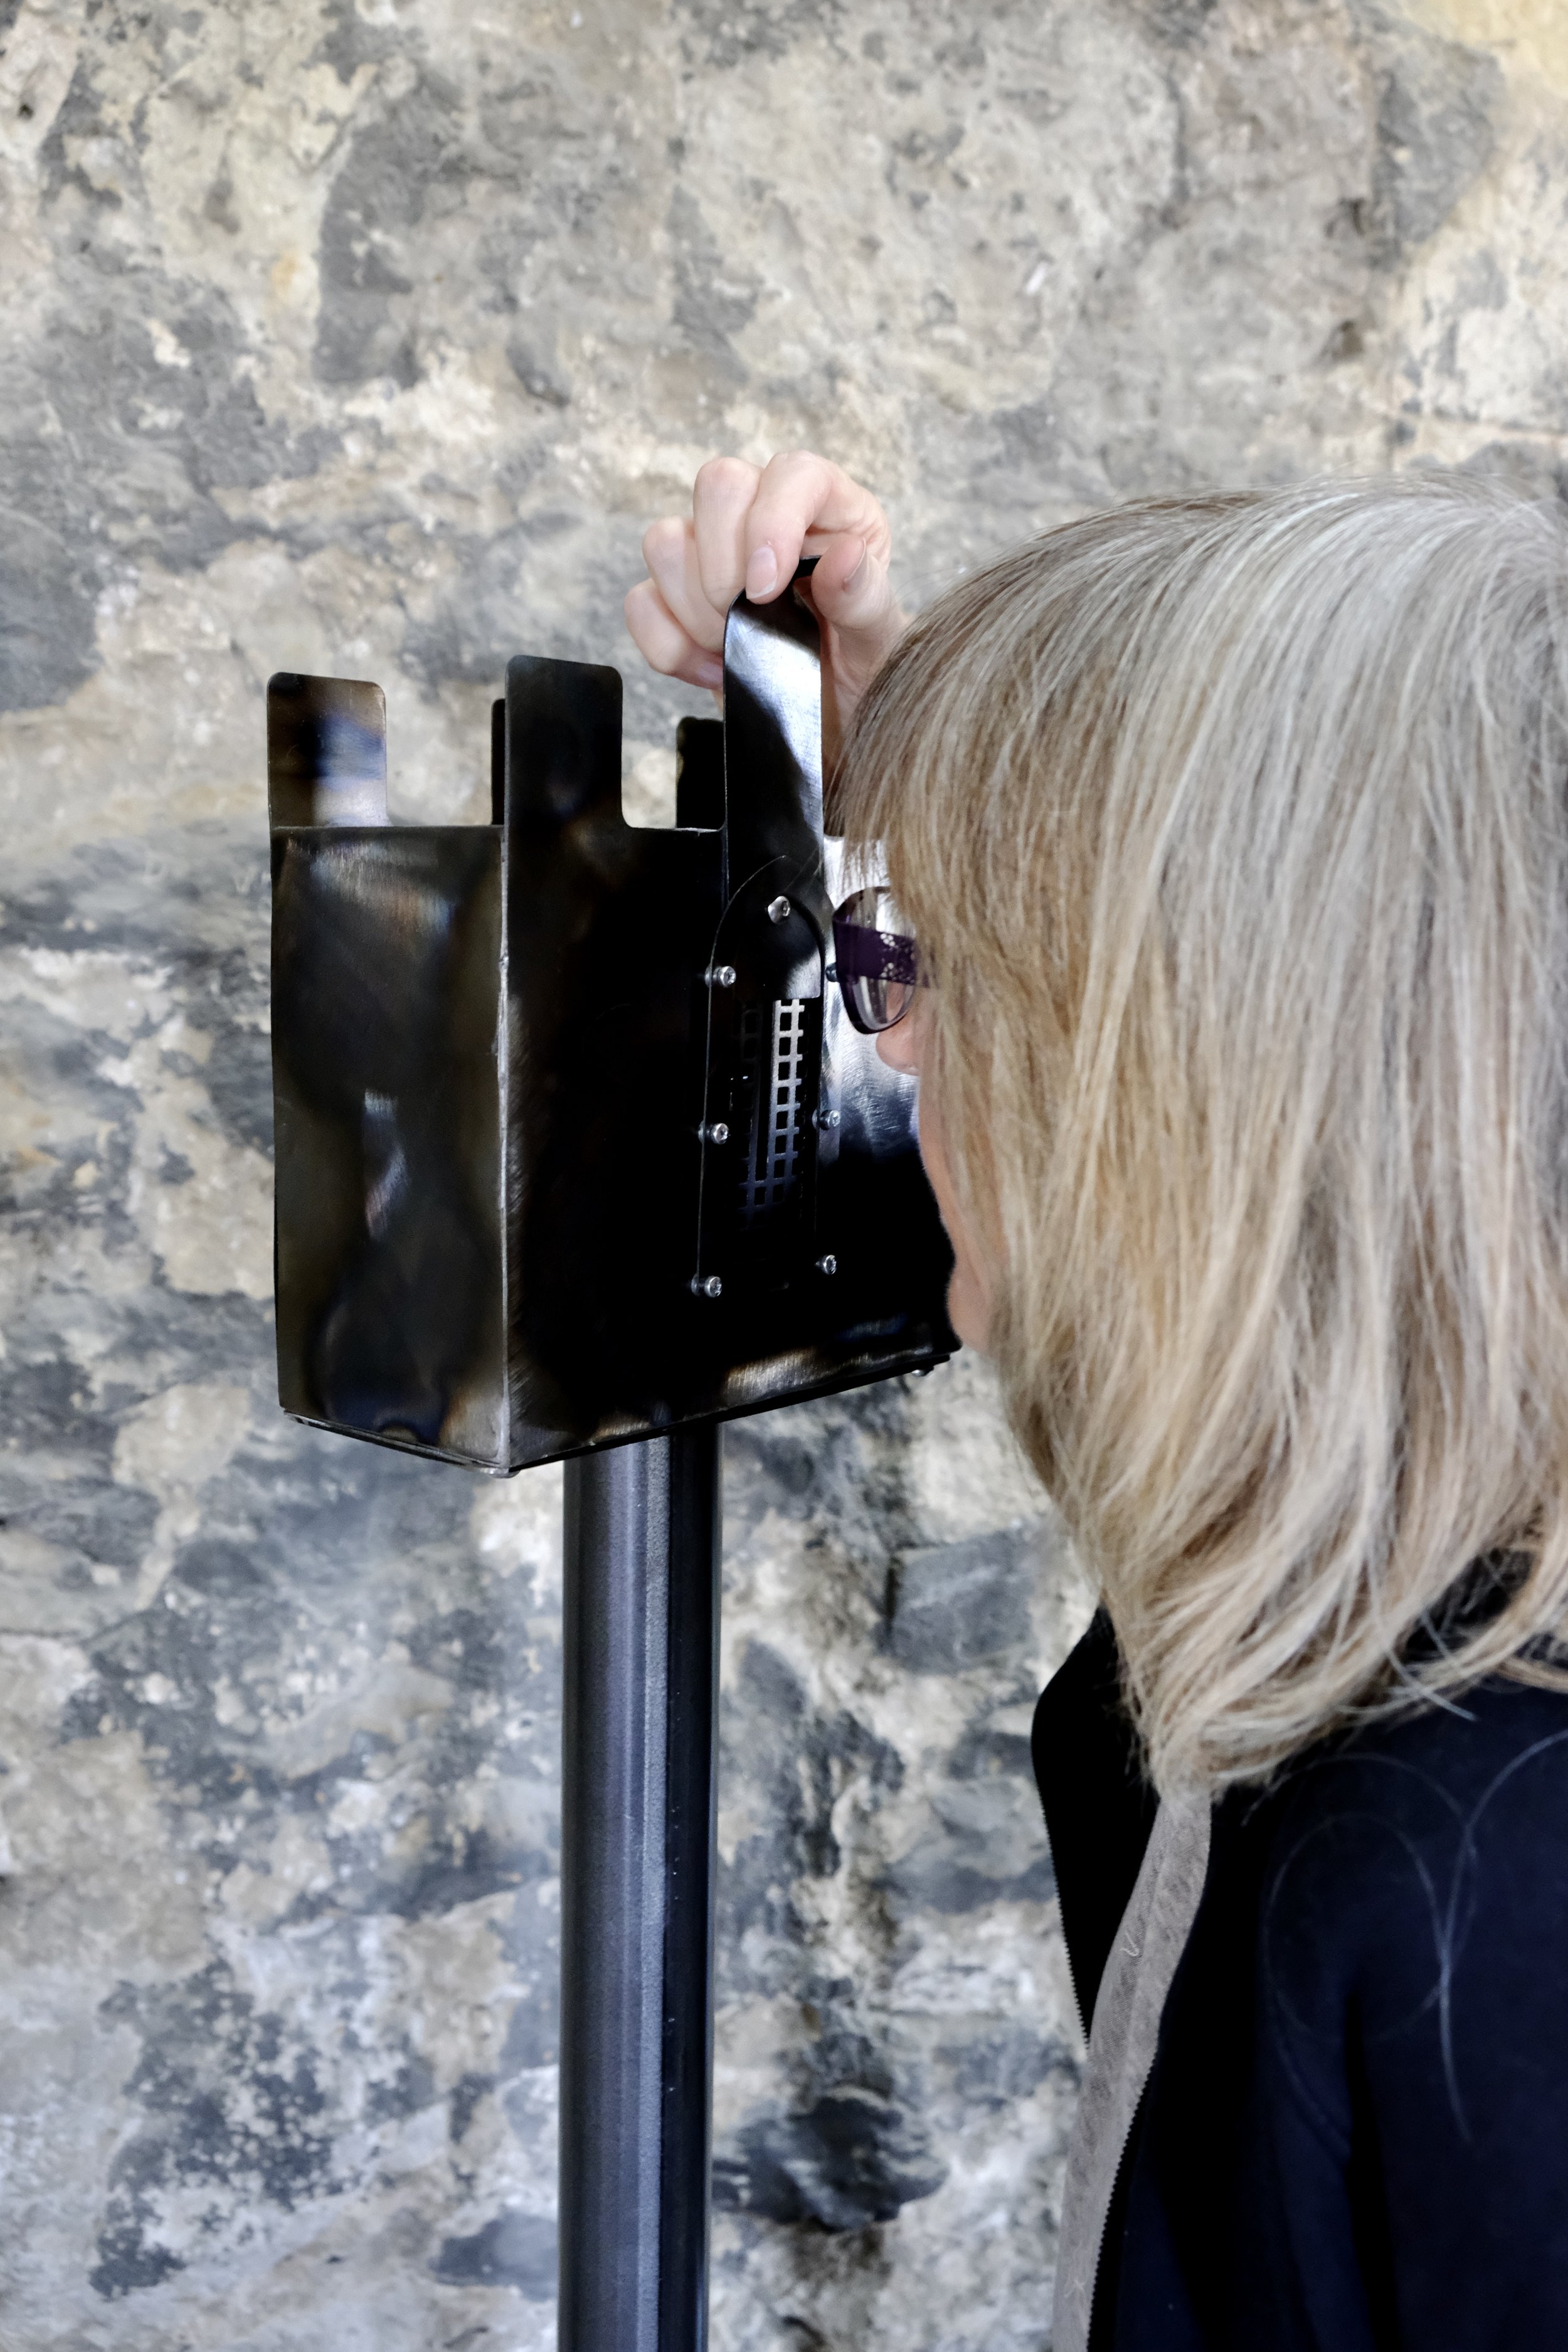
[829,886,924,1035]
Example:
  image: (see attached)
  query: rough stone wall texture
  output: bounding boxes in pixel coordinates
[0,0,1562,2344]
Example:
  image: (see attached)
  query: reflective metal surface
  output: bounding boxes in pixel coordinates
[267,671,389,828]
[268,573,955,1472]
[272,824,506,1465]
[559,1429,719,2352]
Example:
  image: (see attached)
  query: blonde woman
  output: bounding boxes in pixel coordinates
[629,455,1568,2348]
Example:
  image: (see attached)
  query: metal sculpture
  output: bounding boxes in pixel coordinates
[269,570,952,1471]
[267,568,955,2351]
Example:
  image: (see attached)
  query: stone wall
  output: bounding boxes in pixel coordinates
[0,1,1562,2344]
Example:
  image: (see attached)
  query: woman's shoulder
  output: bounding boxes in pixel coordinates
[1233,1675,1568,2108]
[1256,1670,1568,1866]
[1200,1672,1568,2342]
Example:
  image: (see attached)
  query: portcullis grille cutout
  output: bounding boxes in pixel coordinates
[739,999,807,1222]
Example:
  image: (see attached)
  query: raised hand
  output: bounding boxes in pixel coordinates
[625,450,907,761]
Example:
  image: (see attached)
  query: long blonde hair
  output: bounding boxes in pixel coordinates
[841,476,1568,1792]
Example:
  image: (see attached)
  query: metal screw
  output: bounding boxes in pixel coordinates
[767,895,791,923]
[814,1107,840,1130]
[707,964,737,988]
[691,1273,723,1298]
[816,1254,837,1276]
[703,1121,729,1145]
[824,961,837,981]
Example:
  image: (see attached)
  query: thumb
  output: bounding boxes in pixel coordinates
[807,531,904,673]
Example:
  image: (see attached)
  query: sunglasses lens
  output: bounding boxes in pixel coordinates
[832,889,921,1034]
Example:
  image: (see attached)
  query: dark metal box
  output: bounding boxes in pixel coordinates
[268,580,955,1473]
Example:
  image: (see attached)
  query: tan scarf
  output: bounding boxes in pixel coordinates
[1051,1793,1213,2352]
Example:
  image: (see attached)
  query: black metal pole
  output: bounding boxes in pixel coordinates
[559,1426,721,2352]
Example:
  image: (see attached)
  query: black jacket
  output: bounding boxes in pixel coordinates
[1033,1614,1568,2350]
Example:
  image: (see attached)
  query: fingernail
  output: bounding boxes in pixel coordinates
[746,545,778,600]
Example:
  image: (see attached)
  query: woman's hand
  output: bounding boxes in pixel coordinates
[625,451,906,760]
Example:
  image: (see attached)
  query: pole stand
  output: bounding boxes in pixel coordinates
[559,1428,721,2351]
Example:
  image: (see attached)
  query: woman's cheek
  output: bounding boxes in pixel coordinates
[913,1091,992,1352]
[874,1003,992,1350]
